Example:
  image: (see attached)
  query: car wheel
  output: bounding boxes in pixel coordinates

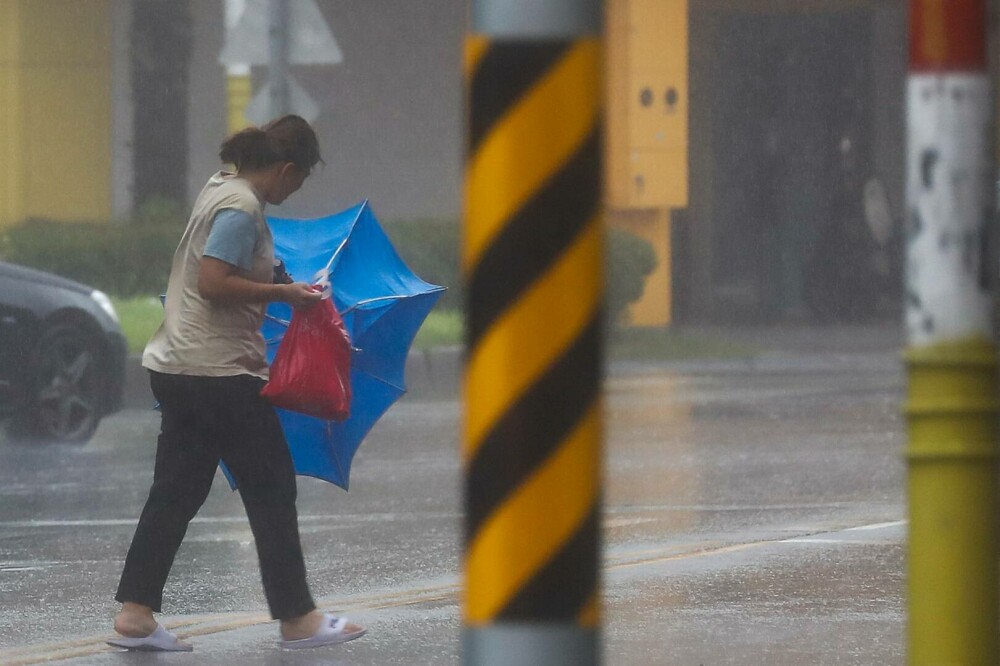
[22,325,103,443]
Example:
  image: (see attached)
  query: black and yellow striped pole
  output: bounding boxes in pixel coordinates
[462,1,603,664]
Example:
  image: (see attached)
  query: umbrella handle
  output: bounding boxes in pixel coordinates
[312,268,332,300]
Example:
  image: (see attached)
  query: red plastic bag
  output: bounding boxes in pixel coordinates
[261,298,352,420]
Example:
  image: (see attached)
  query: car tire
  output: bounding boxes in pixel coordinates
[16,324,104,443]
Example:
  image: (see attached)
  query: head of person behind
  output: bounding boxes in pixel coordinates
[219,114,323,206]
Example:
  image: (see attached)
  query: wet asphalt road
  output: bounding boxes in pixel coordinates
[0,348,905,665]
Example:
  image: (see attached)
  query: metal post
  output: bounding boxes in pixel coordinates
[224,0,250,133]
[268,0,290,119]
[462,1,603,665]
[905,1,999,663]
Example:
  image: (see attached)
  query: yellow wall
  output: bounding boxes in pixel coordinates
[0,1,24,229]
[605,0,688,326]
[605,0,688,210]
[0,0,112,228]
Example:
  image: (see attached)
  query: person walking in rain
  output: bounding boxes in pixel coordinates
[107,115,366,652]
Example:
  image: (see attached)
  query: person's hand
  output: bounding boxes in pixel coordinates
[283,282,323,309]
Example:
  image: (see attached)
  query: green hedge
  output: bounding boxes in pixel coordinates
[1,214,657,325]
[381,219,657,326]
[605,226,657,325]
[0,219,179,297]
[380,218,461,311]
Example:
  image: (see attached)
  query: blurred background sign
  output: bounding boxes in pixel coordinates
[219,0,342,125]
[244,77,321,126]
[219,0,343,66]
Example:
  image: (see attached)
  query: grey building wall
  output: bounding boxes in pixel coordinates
[111,1,134,219]
[870,1,907,219]
[681,0,907,324]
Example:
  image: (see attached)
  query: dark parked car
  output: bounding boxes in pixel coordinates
[0,261,127,443]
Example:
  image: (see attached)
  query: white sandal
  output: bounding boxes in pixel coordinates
[106,623,193,652]
[279,613,367,650]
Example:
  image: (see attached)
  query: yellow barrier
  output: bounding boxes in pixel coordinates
[905,341,999,664]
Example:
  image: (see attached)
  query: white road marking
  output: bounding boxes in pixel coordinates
[604,517,657,528]
[844,520,906,531]
[781,538,845,544]
[780,520,907,544]
[0,567,46,573]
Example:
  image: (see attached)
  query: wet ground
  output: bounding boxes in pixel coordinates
[0,334,905,664]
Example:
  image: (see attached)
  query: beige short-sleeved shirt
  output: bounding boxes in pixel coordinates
[142,172,275,379]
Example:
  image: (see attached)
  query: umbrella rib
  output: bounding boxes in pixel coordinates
[265,313,291,326]
[322,202,366,275]
[326,421,349,488]
[362,371,407,393]
[325,237,350,274]
[341,288,446,314]
[341,295,408,314]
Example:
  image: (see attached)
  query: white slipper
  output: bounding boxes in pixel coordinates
[106,624,193,652]
[279,613,367,650]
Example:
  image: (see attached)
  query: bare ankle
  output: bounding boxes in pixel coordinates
[279,610,323,640]
[114,603,157,638]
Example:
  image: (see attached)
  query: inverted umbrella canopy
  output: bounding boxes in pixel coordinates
[257,201,445,489]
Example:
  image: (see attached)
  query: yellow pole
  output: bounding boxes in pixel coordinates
[905,343,999,663]
[905,1,998,662]
[223,0,251,134]
[226,68,252,134]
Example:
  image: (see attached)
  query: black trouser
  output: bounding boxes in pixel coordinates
[115,371,316,620]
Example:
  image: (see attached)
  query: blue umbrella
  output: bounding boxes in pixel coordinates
[253,200,445,490]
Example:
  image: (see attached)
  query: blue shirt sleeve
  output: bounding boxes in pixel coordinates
[204,209,257,271]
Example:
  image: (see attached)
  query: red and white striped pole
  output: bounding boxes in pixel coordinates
[905,0,998,662]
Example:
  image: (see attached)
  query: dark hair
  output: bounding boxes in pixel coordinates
[219,115,323,173]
